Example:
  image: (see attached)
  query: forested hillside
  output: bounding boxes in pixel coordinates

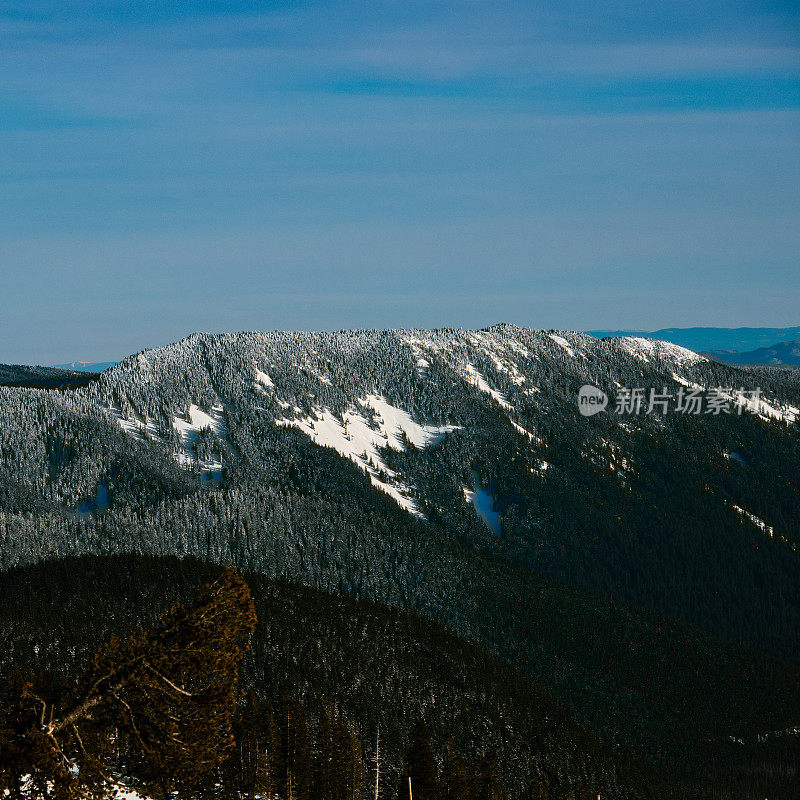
[3,555,800,799]
[0,363,99,390]
[1,326,799,796]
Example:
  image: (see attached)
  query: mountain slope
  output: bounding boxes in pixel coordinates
[1,326,799,795]
[0,554,651,800]
[0,362,99,389]
[705,340,800,365]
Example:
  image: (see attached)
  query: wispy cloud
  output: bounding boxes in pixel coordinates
[1,1,798,361]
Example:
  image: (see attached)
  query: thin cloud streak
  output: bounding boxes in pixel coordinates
[0,1,798,362]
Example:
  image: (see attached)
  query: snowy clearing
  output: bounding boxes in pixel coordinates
[171,404,226,472]
[255,368,274,389]
[109,407,163,442]
[464,363,513,410]
[276,396,459,515]
[548,334,576,357]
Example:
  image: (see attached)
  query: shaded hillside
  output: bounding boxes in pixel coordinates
[704,340,800,366]
[0,362,99,389]
[3,555,800,799]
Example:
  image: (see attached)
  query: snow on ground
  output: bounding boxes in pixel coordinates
[621,337,702,364]
[509,419,544,446]
[504,338,532,359]
[402,336,432,379]
[254,368,274,389]
[480,346,527,385]
[172,404,226,471]
[730,503,795,550]
[303,364,332,385]
[361,393,460,449]
[172,404,225,439]
[671,372,704,390]
[109,783,151,800]
[657,340,704,364]
[741,393,799,424]
[109,407,163,442]
[670,376,797,424]
[548,334,575,357]
[277,407,423,512]
[723,451,748,467]
[618,336,659,362]
[276,396,460,515]
[731,503,775,537]
[462,485,501,533]
[464,363,513,410]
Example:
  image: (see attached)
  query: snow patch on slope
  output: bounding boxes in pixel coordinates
[620,337,702,365]
[276,396,459,515]
[109,407,163,442]
[671,376,797,424]
[277,406,419,513]
[671,373,704,390]
[548,334,575,357]
[172,404,225,439]
[172,404,226,471]
[403,336,432,379]
[509,419,544,446]
[255,368,274,389]
[730,503,796,550]
[746,395,798,424]
[464,363,513,410]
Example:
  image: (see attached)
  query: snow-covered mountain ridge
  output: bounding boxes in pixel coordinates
[72,325,796,515]
[1,323,799,661]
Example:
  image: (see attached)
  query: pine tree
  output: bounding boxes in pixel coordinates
[477,757,506,800]
[405,720,439,800]
[337,715,365,800]
[313,702,338,800]
[0,568,256,799]
[280,694,313,800]
[442,739,474,800]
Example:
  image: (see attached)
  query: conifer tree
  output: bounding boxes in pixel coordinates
[477,757,506,800]
[313,702,338,800]
[405,720,440,800]
[442,739,474,800]
[280,694,313,800]
[0,568,256,799]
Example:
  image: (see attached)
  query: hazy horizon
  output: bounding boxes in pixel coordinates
[20,322,800,369]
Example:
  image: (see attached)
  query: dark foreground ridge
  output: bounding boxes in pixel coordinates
[4,555,800,799]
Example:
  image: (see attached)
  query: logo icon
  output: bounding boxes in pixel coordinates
[578,384,608,416]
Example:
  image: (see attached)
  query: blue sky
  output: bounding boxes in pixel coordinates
[1,1,799,364]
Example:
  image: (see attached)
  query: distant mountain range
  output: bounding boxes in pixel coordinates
[51,361,117,372]
[704,340,800,366]
[0,363,99,389]
[588,326,800,353]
